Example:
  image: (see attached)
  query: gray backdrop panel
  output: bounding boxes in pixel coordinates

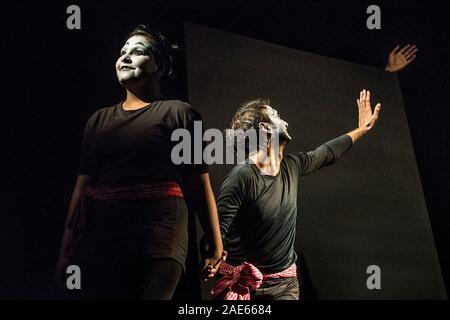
[184,22,446,299]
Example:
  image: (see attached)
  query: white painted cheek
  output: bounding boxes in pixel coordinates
[115,59,124,81]
[140,57,158,75]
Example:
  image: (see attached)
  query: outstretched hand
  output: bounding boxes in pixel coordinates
[346,89,381,143]
[357,89,381,132]
[385,44,418,72]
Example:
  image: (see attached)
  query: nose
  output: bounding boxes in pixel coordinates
[121,54,132,63]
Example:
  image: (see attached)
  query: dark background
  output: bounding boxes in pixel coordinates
[0,0,448,299]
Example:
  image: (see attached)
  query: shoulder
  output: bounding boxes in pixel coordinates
[159,100,197,115]
[218,164,257,200]
[284,153,302,164]
[223,163,256,186]
[283,153,303,172]
[158,100,203,127]
[84,103,118,128]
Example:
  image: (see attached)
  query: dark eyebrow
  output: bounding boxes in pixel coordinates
[122,42,148,49]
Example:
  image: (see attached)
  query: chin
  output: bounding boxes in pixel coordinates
[118,76,140,86]
[281,132,292,143]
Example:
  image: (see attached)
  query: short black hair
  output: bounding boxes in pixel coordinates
[126,24,181,78]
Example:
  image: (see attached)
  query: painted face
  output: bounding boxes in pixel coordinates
[265,105,291,142]
[115,35,159,84]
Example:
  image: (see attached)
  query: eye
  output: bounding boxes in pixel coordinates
[134,50,145,55]
[120,50,126,56]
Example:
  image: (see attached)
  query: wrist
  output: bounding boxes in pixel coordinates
[358,126,369,134]
[356,127,369,139]
[202,237,223,255]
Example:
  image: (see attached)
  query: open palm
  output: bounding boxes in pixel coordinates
[386,44,418,72]
[357,90,381,131]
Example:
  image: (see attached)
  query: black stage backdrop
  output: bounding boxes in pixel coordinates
[0,1,449,299]
[184,22,446,299]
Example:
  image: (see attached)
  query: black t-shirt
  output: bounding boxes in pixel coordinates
[217,135,353,274]
[76,100,208,269]
[79,100,208,186]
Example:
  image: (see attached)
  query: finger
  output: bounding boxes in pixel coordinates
[367,104,381,129]
[208,267,217,275]
[391,45,400,55]
[404,45,417,54]
[399,44,412,54]
[406,55,417,63]
[202,263,213,273]
[372,103,381,120]
[404,46,418,58]
[362,90,366,104]
[405,49,418,59]
[403,55,417,67]
[357,98,362,112]
[366,90,371,111]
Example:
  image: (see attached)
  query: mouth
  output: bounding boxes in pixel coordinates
[119,66,135,71]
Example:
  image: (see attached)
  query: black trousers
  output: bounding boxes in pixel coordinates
[251,277,300,300]
[69,258,183,300]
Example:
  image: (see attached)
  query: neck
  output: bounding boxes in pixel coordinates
[249,142,286,176]
[122,79,162,110]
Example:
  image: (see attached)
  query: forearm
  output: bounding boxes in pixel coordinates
[192,173,223,256]
[345,127,368,144]
[59,175,94,254]
[65,175,94,221]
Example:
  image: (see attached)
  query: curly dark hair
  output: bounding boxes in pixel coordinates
[227,98,273,158]
[229,98,272,132]
[126,24,181,79]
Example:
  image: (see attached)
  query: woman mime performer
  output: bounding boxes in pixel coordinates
[55,25,223,299]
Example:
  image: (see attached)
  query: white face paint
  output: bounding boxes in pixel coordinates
[115,35,159,84]
[265,105,291,141]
